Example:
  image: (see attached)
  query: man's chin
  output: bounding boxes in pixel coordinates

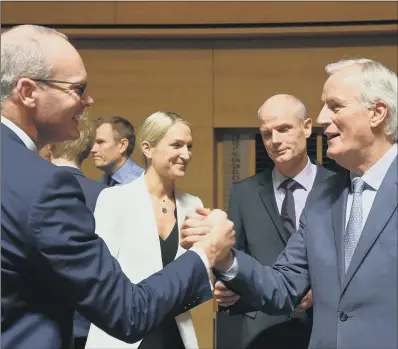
[274,155,291,164]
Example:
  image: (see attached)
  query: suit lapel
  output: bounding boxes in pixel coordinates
[342,157,398,292]
[175,189,189,259]
[314,164,333,184]
[257,169,289,244]
[118,175,163,281]
[331,172,350,288]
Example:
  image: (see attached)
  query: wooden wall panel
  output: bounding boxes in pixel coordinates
[1,1,116,25]
[115,2,397,25]
[74,41,213,128]
[2,1,396,26]
[214,36,398,127]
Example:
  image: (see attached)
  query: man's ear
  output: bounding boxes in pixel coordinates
[303,118,313,139]
[369,101,388,129]
[16,78,39,108]
[119,138,129,154]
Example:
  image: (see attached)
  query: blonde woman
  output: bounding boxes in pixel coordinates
[85,112,202,349]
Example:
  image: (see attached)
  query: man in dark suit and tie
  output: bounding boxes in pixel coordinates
[91,116,144,186]
[1,24,235,349]
[199,58,398,349]
[40,116,107,349]
[217,94,333,349]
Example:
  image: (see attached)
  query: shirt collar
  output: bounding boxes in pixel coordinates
[273,157,316,191]
[111,158,137,183]
[1,116,37,152]
[350,143,397,191]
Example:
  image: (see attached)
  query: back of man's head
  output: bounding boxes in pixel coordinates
[50,116,95,166]
[96,116,136,157]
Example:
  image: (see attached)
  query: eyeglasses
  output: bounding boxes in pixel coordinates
[31,79,87,97]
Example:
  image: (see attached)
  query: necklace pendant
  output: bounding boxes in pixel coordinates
[162,207,167,214]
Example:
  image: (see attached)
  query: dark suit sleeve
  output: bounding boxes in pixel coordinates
[219,207,311,316]
[228,183,248,253]
[220,183,256,314]
[27,170,212,343]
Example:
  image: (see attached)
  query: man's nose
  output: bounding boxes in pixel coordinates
[317,105,332,126]
[271,130,282,143]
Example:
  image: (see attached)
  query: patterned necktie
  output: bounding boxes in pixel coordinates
[279,178,301,236]
[344,177,366,272]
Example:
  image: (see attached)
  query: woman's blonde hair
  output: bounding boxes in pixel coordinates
[136,111,191,165]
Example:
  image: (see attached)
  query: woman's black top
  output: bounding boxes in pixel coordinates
[138,210,186,349]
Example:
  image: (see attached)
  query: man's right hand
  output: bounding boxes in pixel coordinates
[181,208,235,268]
[214,280,240,307]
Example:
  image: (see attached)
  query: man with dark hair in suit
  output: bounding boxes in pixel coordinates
[91,116,144,186]
[40,115,107,349]
[1,24,235,349]
[216,94,333,349]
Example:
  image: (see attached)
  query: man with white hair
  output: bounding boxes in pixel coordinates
[1,24,235,349]
[185,58,398,349]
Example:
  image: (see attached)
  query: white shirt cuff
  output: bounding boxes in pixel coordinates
[215,256,238,281]
[190,247,214,290]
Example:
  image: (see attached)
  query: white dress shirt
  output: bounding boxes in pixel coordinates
[1,116,37,152]
[273,158,317,228]
[221,143,398,281]
[346,143,397,230]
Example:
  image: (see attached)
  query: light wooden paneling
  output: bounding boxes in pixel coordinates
[74,41,213,129]
[115,2,397,25]
[1,1,116,25]
[2,1,396,26]
[214,36,398,127]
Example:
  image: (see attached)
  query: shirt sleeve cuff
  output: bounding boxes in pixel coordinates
[215,256,238,281]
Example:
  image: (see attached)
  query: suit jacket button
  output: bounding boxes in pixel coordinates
[339,312,348,322]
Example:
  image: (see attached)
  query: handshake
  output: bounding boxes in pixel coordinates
[180,207,313,312]
[180,207,236,271]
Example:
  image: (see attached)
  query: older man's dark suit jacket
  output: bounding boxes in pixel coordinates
[223,163,333,348]
[1,125,212,349]
[225,157,397,349]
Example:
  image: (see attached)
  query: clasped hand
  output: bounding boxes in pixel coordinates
[180,207,235,269]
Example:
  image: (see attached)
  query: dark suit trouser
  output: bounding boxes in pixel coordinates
[246,319,311,349]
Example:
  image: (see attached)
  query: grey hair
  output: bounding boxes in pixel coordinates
[325,58,397,142]
[1,25,68,102]
[257,94,307,121]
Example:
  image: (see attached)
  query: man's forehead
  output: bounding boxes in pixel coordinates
[259,112,298,129]
[96,123,114,135]
[323,70,360,100]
